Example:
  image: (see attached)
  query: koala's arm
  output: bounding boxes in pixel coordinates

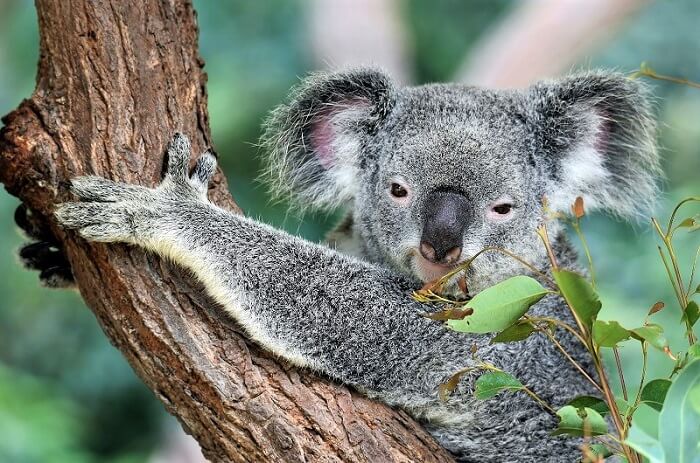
[57,134,590,461]
[55,134,471,396]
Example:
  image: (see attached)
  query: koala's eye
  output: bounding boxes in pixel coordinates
[492,204,512,215]
[390,183,408,198]
[487,199,515,222]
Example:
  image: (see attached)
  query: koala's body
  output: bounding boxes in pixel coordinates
[49,69,659,462]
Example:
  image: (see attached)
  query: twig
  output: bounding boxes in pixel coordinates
[542,329,603,394]
[613,347,628,402]
[631,67,700,90]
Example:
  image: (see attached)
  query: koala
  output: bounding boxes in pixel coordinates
[47,69,658,462]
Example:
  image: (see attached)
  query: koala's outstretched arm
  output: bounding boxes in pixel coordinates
[56,134,590,461]
[55,134,472,398]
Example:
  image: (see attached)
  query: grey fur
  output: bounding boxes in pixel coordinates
[55,69,659,462]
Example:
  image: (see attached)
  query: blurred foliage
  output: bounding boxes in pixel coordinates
[404,0,511,82]
[0,0,699,461]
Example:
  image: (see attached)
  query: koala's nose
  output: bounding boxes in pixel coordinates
[420,190,471,265]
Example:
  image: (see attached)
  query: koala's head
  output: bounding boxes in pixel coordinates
[262,69,659,290]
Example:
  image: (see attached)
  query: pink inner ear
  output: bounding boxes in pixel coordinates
[308,97,371,169]
[310,115,336,169]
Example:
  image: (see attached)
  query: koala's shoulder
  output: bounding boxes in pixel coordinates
[325,213,365,259]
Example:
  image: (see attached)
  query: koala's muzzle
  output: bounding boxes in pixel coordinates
[419,191,470,265]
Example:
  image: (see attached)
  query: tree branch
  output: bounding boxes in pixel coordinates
[0,1,452,461]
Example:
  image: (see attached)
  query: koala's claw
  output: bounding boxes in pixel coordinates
[165,132,193,182]
[191,152,217,194]
[166,133,217,194]
[55,133,216,244]
[69,176,148,202]
[20,241,65,269]
[15,204,76,288]
[38,265,75,288]
[55,202,133,242]
[18,241,76,288]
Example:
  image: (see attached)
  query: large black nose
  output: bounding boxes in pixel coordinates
[420,190,470,265]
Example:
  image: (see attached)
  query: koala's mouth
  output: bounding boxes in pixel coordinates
[411,253,459,284]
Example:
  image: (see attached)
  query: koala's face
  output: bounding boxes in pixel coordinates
[355,86,548,288]
[263,69,658,290]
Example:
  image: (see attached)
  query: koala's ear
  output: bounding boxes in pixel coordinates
[526,72,660,218]
[261,68,395,210]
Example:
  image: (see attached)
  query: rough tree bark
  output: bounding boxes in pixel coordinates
[0,1,453,462]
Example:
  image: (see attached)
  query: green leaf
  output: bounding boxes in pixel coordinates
[617,397,632,419]
[567,395,610,416]
[689,344,700,360]
[659,360,700,463]
[490,320,537,343]
[626,424,664,463]
[588,444,612,458]
[592,320,631,347]
[551,405,608,437]
[553,269,601,331]
[682,301,699,328]
[640,379,672,412]
[474,371,523,400]
[631,324,668,351]
[447,276,548,334]
[678,217,697,229]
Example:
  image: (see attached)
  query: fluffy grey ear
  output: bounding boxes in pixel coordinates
[526,72,660,218]
[260,68,395,211]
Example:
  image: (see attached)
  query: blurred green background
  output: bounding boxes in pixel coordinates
[0,1,698,461]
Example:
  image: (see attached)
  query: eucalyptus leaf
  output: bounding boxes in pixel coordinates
[631,324,668,351]
[617,397,632,418]
[682,301,699,328]
[589,444,612,458]
[678,217,697,229]
[474,371,523,400]
[689,344,700,360]
[447,276,548,334]
[659,360,700,463]
[626,424,665,463]
[640,379,672,412]
[592,320,631,348]
[490,321,537,343]
[553,270,601,331]
[551,405,608,437]
[566,395,609,416]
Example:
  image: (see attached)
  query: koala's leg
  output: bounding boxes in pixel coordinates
[55,134,585,462]
[15,204,75,288]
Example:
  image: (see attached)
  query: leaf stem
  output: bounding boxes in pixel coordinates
[591,354,638,463]
[686,246,700,296]
[572,220,597,289]
[542,329,603,394]
[522,386,556,415]
[525,315,587,346]
[664,196,700,236]
[652,215,697,345]
[537,225,559,271]
[627,342,648,429]
[613,347,628,402]
[433,246,557,290]
[632,67,700,90]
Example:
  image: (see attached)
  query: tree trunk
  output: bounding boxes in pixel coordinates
[0,1,453,461]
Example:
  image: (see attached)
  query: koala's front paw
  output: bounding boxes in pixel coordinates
[55,133,217,244]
